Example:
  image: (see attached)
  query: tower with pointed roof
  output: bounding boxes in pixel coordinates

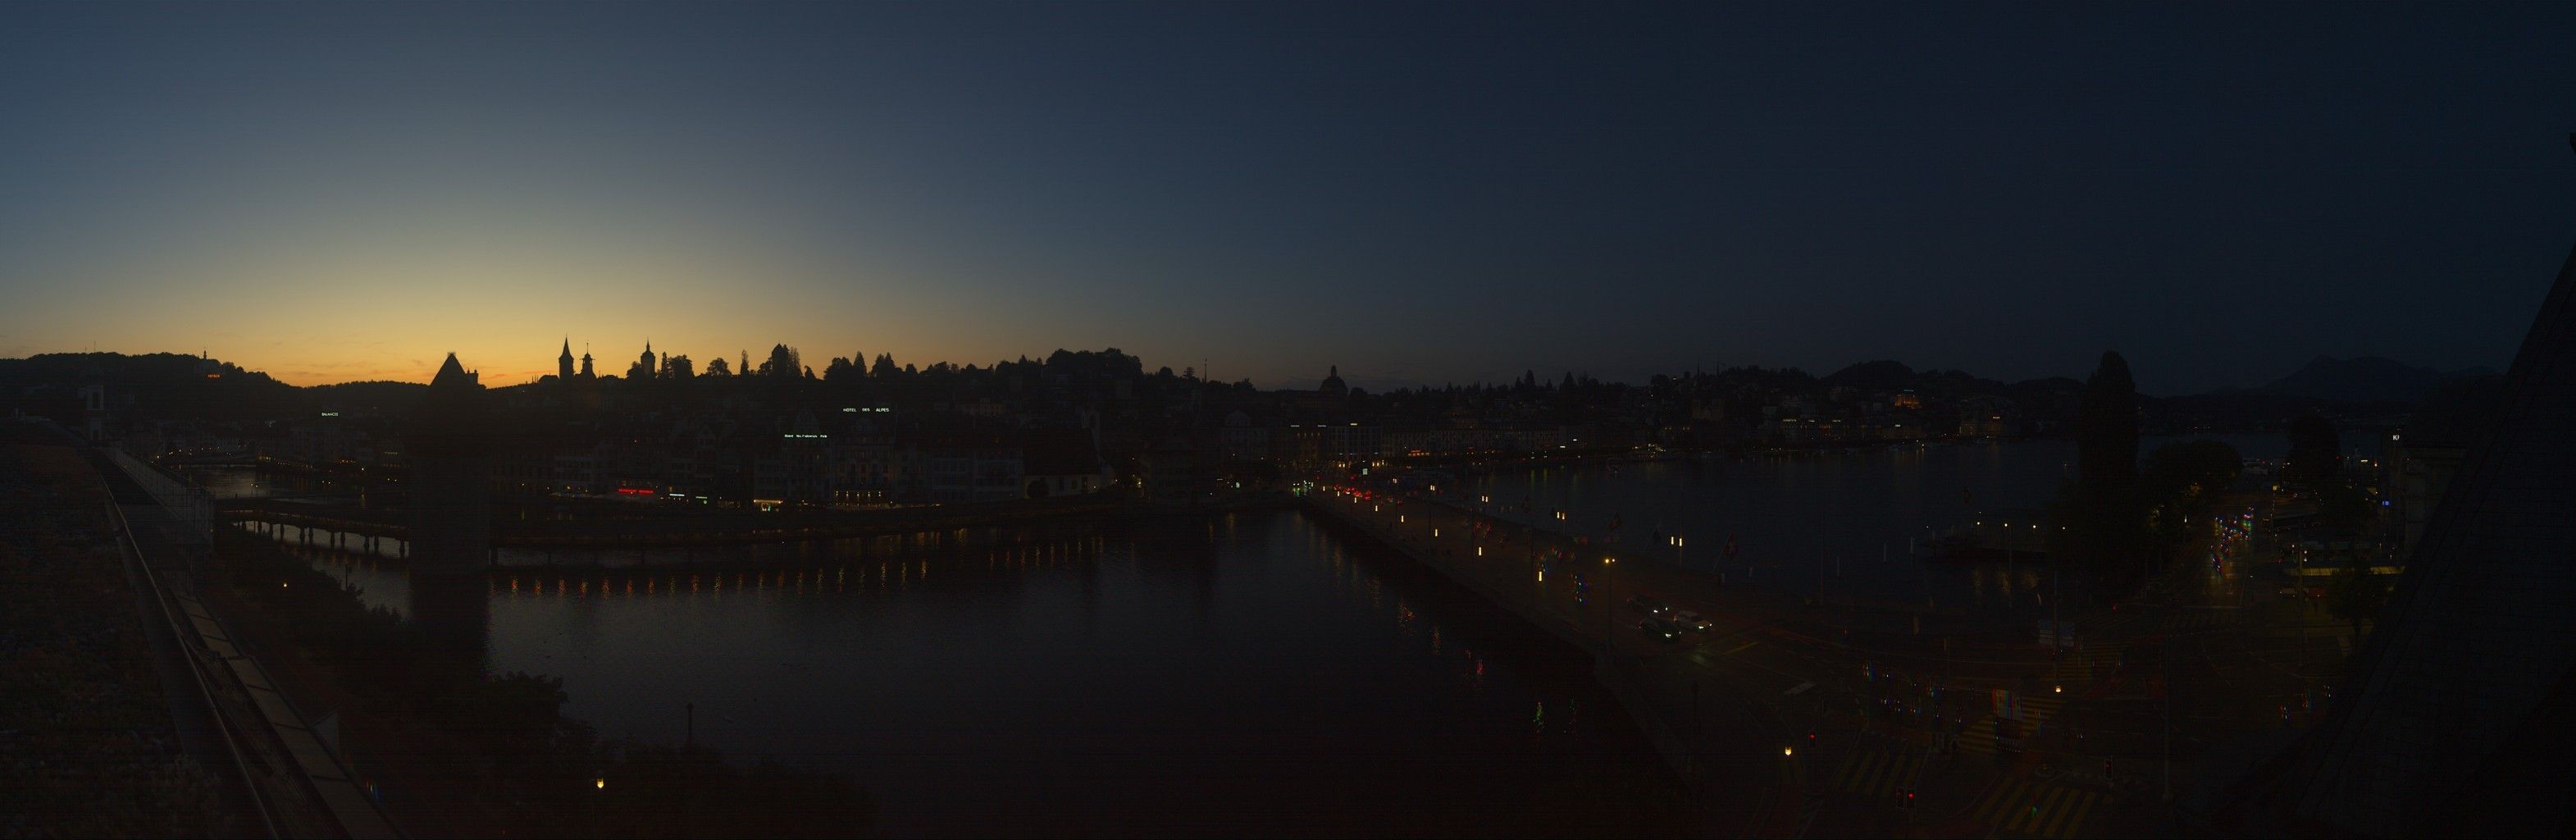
[558,338,575,381]
[408,353,490,577]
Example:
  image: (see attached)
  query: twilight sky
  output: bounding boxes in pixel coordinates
[3,2,2573,394]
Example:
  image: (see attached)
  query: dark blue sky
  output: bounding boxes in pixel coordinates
[3,2,2571,391]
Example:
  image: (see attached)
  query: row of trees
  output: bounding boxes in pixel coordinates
[2055,349,2391,637]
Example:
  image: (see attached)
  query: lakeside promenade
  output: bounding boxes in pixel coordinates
[1302,482,2151,838]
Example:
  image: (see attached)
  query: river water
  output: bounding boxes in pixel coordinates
[199,430,2378,835]
[281,511,1688,838]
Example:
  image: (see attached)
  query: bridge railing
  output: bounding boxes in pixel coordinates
[104,447,214,542]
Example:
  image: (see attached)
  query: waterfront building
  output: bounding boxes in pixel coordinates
[1138,436,1200,504]
[911,430,1024,503]
[2380,375,2505,558]
[1023,428,1111,498]
[1271,364,1353,420]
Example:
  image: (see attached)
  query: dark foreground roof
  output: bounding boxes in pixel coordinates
[2239,226,2576,836]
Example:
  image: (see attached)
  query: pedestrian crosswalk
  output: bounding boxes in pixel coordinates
[2054,641,2128,683]
[1828,746,1924,798]
[2163,608,2235,633]
[2074,609,2158,637]
[1967,778,2100,838]
[1958,693,2064,757]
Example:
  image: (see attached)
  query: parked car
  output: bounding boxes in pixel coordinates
[1626,595,1668,616]
[1670,610,1714,632]
[1635,618,1681,643]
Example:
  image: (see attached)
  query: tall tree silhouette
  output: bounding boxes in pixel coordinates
[759,345,800,380]
[2284,412,2341,491]
[2077,351,2139,495]
[2071,350,2145,590]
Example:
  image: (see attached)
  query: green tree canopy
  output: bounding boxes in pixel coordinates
[2285,412,2341,491]
[759,344,800,380]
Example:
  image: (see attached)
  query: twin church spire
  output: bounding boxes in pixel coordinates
[556,337,663,382]
[558,336,600,381]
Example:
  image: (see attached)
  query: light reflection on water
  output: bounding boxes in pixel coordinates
[290,511,1680,837]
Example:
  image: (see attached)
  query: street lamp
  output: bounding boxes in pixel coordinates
[1603,556,1618,655]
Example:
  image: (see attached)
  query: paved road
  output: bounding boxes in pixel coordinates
[1315,481,2365,838]
[1315,486,2082,838]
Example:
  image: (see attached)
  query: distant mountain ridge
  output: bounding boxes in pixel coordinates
[2250,355,2492,404]
[1818,359,2082,398]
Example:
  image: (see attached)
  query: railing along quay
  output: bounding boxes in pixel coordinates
[220,495,1128,550]
[60,427,403,839]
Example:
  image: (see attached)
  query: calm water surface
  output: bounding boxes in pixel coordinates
[231,431,2379,834]
[303,512,1684,838]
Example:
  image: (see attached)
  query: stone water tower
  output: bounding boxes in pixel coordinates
[407,353,492,670]
[407,353,490,574]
